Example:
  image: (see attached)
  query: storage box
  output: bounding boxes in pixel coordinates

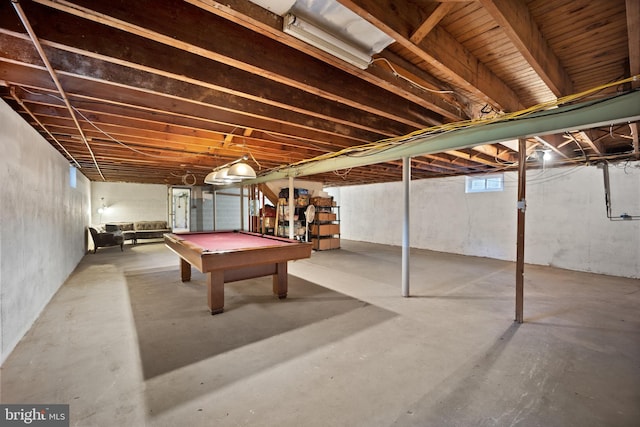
[312,238,340,250]
[311,223,340,236]
[310,196,333,207]
[262,217,276,228]
[316,212,337,221]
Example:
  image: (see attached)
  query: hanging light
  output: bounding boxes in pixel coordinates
[213,167,242,184]
[203,154,256,185]
[227,162,257,179]
[204,171,217,184]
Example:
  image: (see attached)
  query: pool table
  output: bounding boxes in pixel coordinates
[164,231,312,314]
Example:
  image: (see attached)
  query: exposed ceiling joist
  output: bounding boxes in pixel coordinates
[0,0,636,186]
[244,90,640,184]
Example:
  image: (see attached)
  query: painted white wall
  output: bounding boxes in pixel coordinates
[91,181,169,226]
[0,99,91,364]
[333,162,640,278]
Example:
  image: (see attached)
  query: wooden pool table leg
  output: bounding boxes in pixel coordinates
[272,262,288,299]
[180,258,191,282]
[208,270,225,315]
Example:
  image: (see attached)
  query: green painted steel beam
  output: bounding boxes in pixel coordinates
[243,90,640,184]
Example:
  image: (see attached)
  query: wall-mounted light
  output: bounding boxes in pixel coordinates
[542,150,552,161]
[97,197,108,214]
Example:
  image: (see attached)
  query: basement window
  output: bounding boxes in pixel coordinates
[69,165,77,188]
[465,174,504,193]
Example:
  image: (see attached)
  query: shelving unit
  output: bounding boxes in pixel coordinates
[310,197,340,250]
[275,196,308,240]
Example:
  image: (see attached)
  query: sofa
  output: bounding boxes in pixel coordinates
[105,221,172,244]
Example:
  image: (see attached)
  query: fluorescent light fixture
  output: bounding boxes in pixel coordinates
[283,13,372,69]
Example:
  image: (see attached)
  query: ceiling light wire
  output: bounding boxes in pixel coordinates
[371,57,455,94]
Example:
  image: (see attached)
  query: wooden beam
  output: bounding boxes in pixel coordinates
[569,131,602,156]
[479,0,573,97]
[471,144,517,163]
[185,0,463,122]
[627,0,640,89]
[410,3,455,44]
[31,0,445,127]
[0,61,376,148]
[533,135,570,159]
[445,149,501,167]
[631,122,639,159]
[337,0,522,112]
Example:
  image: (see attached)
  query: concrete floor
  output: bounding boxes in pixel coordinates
[1,240,639,427]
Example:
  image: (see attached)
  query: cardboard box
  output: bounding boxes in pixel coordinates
[311,224,340,236]
[310,196,333,207]
[316,212,336,221]
[312,238,340,250]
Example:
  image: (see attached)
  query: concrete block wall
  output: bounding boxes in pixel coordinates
[0,99,91,364]
[334,163,640,278]
[91,181,169,226]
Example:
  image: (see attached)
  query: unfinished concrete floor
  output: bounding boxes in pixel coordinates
[1,240,639,426]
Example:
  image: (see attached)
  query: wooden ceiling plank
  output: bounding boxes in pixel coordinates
[479,0,573,97]
[338,0,522,113]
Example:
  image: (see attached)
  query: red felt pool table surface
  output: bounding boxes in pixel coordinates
[176,231,292,252]
[164,231,312,315]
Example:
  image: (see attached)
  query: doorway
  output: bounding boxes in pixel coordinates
[170,187,191,232]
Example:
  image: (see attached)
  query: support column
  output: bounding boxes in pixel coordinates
[402,157,410,297]
[288,175,295,239]
[515,138,527,323]
[240,185,245,231]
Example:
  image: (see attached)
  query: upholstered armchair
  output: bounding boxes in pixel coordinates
[89,227,124,253]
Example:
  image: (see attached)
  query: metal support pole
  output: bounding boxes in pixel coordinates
[240,185,245,231]
[402,157,410,297]
[515,138,527,323]
[288,176,295,240]
[213,190,217,231]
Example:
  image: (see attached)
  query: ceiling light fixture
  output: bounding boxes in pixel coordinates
[227,162,257,179]
[283,13,372,69]
[204,155,256,185]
